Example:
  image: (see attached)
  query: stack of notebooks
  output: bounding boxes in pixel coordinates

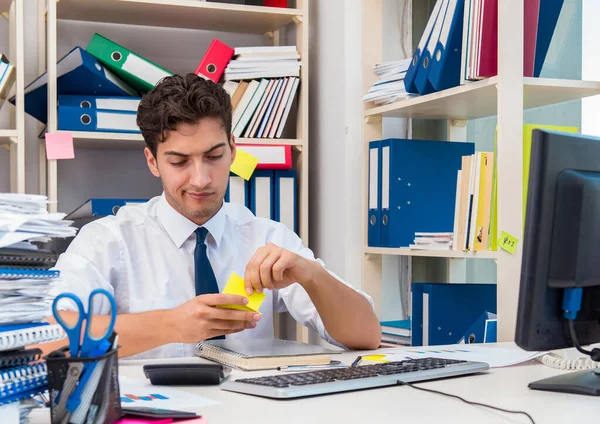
[380,320,411,347]
[0,193,69,407]
[363,59,413,105]
[195,338,340,371]
[403,0,565,96]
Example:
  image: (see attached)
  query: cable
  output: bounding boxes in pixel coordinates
[396,380,535,424]
[568,319,600,361]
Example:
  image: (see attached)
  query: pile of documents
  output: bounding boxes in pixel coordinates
[363,58,413,105]
[0,54,15,101]
[224,45,301,81]
[409,232,453,250]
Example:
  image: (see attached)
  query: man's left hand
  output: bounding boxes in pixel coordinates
[244,243,319,295]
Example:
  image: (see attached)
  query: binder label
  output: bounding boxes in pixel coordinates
[122,54,171,86]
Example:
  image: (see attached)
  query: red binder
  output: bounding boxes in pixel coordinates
[523,0,540,77]
[195,39,234,83]
[264,0,287,7]
[236,144,292,170]
[477,0,498,78]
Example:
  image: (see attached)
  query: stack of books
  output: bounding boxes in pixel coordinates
[363,58,413,105]
[224,46,300,81]
[409,232,453,251]
[380,319,411,347]
[0,54,15,102]
[0,193,72,408]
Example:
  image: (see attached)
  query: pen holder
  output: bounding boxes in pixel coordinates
[46,347,122,424]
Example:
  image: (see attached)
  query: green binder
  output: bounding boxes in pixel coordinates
[86,33,173,93]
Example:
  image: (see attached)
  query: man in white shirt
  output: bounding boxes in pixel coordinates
[45,74,381,359]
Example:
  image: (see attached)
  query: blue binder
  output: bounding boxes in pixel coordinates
[379,138,474,248]
[66,198,148,219]
[368,140,382,247]
[58,105,139,133]
[13,47,138,124]
[411,283,497,346]
[414,0,450,95]
[534,0,565,77]
[58,94,142,111]
[274,170,297,233]
[404,0,445,94]
[458,311,497,344]
[429,0,465,92]
[225,173,250,208]
[249,170,274,219]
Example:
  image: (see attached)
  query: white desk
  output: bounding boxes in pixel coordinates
[29,345,600,424]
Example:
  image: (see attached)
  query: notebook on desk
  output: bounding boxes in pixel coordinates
[195,338,340,371]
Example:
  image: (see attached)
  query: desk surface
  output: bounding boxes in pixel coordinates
[29,344,600,424]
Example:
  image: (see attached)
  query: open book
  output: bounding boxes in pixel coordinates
[195,338,341,371]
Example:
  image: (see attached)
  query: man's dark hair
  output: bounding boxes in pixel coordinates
[137,73,232,157]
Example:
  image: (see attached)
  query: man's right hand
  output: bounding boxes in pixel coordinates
[168,294,262,343]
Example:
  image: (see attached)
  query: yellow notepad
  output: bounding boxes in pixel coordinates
[217,272,265,313]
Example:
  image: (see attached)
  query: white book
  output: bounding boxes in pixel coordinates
[233,79,269,137]
[268,77,295,139]
[234,46,298,56]
[468,152,482,250]
[275,77,300,139]
[234,54,300,62]
[263,78,289,138]
[244,79,276,138]
[452,170,462,250]
[232,79,259,130]
[222,80,239,97]
[225,68,300,81]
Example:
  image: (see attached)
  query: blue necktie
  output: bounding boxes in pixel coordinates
[194,227,224,340]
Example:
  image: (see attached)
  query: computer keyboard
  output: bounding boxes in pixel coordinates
[220,357,489,399]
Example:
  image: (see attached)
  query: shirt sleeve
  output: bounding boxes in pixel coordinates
[271,225,375,350]
[50,219,121,315]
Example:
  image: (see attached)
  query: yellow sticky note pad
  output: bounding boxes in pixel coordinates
[361,354,389,363]
[217,272,265,313]
[498,231,518,254]
[230,148,259,181]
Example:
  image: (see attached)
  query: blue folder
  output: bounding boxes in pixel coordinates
[58,105,139,133]
[225,173,250,208]
[379,138,474,248]
[411,283,497,346]
[534,0,565,77]
[458,311,497,344]
[274,170,297,233]
[368,140,382,247]
[66,198,148,219]
[429,0,465,92]
[58,94,142,111]
[13,47,138,124]
[404,0,445,94]
[249,170,275,220]
[414,0,450,95]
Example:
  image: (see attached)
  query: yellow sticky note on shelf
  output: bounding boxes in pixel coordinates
[230,149,259,181]
[498,231,518,254]
[217,272,265,313]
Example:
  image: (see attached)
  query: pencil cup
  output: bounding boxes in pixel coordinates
[46,347,122,424]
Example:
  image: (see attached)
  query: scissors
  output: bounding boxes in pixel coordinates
[51,288,117,358]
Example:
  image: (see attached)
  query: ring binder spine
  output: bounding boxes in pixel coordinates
[0,268,60,280]
[0,363,48,401]
[0,324,66,352]
[0,349,43,368]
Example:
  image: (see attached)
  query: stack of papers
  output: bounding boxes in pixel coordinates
[363,59,415,105]
[410,232,453,250]
[0,276,59,324]
[0,193,77,249]
[225,46,301,80]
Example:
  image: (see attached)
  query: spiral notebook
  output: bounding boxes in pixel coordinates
[0,267,59,280]
[0,362,48,406]
[195,338,340,371]
[0,323,66,352]
[0,248,58,269]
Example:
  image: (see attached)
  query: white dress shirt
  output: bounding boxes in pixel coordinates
[52,194,373,359]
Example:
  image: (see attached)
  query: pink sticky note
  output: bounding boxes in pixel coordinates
[45,131,75,160]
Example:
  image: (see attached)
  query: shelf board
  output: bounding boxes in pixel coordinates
[0,129,18,145]
[45,132,304,150]
[364,246,498,259]
[364,77,600,121]
[55,0,302,33]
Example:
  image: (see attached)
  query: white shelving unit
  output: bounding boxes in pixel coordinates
[41,0,310,342]
[361,0,600,342]
[0,0,24,193]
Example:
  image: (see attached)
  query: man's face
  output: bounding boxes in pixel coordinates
[144,117,236,225]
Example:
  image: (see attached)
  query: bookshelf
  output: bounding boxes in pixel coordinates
[1,0,24,193]
[361,0,600,342]
[41,0,310,342]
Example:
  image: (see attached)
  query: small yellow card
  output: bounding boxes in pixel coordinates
[217,272,265,313]
[361,354,390,363]
[498,231,518,254]
[230,149,259,181]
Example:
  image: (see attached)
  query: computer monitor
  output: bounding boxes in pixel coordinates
[516,129,600,396]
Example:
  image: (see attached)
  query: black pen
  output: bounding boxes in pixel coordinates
[351,355,362,367]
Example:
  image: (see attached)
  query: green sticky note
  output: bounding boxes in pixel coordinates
[498,231,518,254]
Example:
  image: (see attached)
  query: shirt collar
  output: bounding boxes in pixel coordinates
[156,193,225,248]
